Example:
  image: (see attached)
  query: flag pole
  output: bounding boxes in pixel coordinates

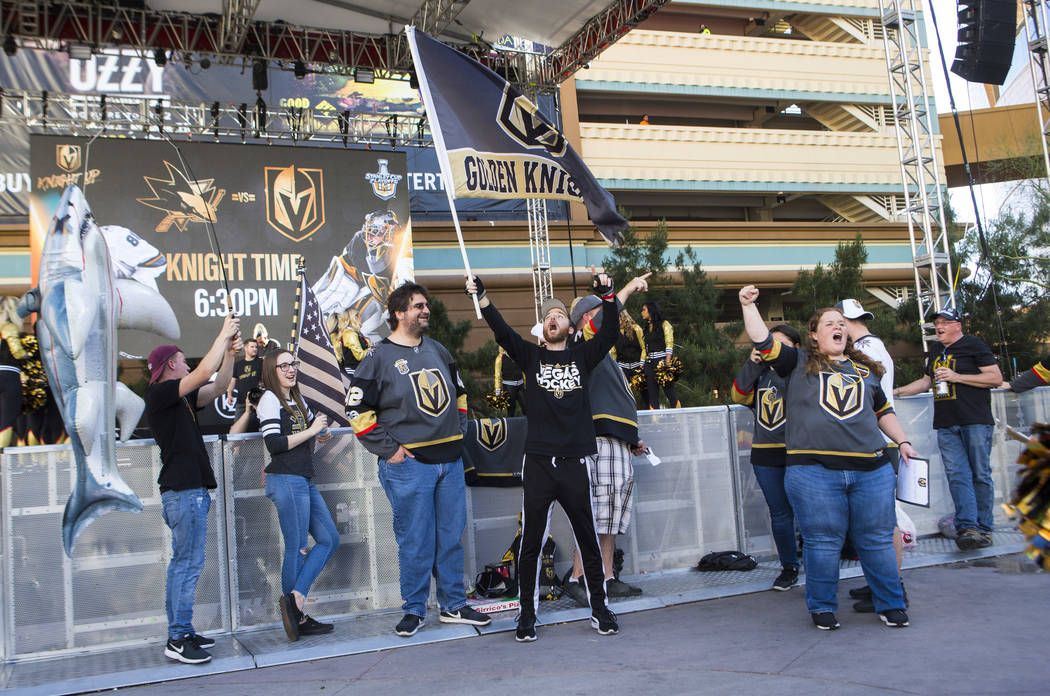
[405,25,481,319]
[291,260,305,355]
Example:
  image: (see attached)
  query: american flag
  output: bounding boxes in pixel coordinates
[292,268,351,427]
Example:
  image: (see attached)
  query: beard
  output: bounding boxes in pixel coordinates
[543,323,569,344]
[405,314,429,338]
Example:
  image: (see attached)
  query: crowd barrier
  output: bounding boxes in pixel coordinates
[1,388,1046,661]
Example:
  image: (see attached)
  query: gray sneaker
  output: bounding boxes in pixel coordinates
[562,579,590,607]
[956,527,985,550]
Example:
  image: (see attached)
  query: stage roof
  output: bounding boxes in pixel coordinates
[148,0,613,48]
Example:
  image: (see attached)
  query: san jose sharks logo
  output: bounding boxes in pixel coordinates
[410,368,450,417]
[497,84,567,157]
[56,144,82,173]
[477,418,507,451]
[137,161,226,233]
[819,371,865,420]
[265,165,326,242]
[757,386,785,431]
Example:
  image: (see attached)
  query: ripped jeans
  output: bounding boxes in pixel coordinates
[265,473,340,596]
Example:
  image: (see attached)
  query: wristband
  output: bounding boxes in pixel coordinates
[897,440,911,447]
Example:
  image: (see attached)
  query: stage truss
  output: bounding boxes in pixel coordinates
[877,0,954,344]
[0,89,431,148]
[1025,0,1050,181]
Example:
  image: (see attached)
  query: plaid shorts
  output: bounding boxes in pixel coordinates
[589,436,635,535]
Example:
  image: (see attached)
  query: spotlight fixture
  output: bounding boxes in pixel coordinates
[3,35,15,57]
[252,58,268,91]
[293,60,308,79]
[409,71,418,90]
[153,47,167,67]
[199,55,211,70]
[67,43,93,60]
[354,67,375,84]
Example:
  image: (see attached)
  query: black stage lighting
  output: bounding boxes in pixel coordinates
[3,35,16,57]
[200,55,211,70]
[252,59,268,91]
[294,60,307,79]
[153,47,167,67]
[409,71,418,90]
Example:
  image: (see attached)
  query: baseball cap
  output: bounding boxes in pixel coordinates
[834,298,874,321]
[540,297,568,320]
[934,307,963,322]
[147,345,182,384]
[569,295,602,327]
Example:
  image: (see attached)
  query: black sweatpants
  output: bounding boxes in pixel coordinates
[518,453,607,617]
[644,358,679,409]
[505,384,526,417]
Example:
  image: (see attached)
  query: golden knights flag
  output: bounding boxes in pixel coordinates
[292,268,351,427]
[405,26,626,246]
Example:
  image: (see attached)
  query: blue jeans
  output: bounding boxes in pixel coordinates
[265,473,340,597]
[752,465,799,569]
[936,424,995,533]
[378,458,467,617]
[785,464,905,614]
[161,488,211,640]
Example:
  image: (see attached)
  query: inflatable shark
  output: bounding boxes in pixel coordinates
[20,185,180,555]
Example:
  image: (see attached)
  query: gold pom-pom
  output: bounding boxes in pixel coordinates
[655,356,683,386]
[629,369,646,394]
[485,390,511,410]
[1003,424,1050,572]
[17,333,48,413]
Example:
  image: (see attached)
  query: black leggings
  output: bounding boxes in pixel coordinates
[0,370,22,432]
[505,384,526,417]
[518,453,607,617]
[644,359,679,409]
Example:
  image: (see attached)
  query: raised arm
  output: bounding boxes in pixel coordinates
[738,285,770,345]
[185,314,240,401]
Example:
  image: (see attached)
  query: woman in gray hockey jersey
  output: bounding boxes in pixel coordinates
[739,285,918,632]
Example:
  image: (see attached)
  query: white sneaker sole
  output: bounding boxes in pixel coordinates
[879,614,909,628]
[439,612,491,626]
[591,618,618,635]
[515,632,537,642]
[164,647,212,664]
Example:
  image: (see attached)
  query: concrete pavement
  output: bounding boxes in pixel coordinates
[118,555,1047,696]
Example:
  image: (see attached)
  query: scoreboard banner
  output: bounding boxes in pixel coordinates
[29,134,411,358]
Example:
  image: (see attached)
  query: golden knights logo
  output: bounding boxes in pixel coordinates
[819,371,865,421]
[56,145,82,173]
[931,355,957,400]
[265,165,326,242]
[756,386,786,431]
[477,418,507,451]
[365,159,403,201]
[497,84,567,157]
[137,161,226,233]
[410,368,450,417]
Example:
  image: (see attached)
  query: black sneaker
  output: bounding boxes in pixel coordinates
[854,582,907,613]
[977,531,993,548]
[515,614,537,642]
[606,578,643,597]
[563,579,589,608]
[439,606,492,626]
[164,635,212,664]
[395,614,423,637]
[811,612,840,630]
[279,593,301,642]
[772,566,798,591]
[879,609,909,627]
[848,585,872,600]
[591,608,619,635]
[188,633,216,649]
[299,615,334,636]
[956,527,984,550]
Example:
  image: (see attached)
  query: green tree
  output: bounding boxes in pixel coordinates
[424,298,500,417]
[602,221,745,406]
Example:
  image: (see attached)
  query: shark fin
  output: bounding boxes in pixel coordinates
[115,382,145,443]
[114,279,181,341]
[69,382,104,457]
[17,288,40,318]
[63,278,98,361]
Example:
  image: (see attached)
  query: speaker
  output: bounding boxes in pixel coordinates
[950,0,1016,85]
[251,59,268,92]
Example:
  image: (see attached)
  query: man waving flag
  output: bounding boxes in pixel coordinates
[406,27,626,246]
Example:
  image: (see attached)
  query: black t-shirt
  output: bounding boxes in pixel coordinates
[926,334,997,428]
[481,300,617,458]
[145,379,216,492]
[233,357,261,400]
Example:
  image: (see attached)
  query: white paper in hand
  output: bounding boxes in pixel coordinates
[896,456,930,507]
[645,450,661,467]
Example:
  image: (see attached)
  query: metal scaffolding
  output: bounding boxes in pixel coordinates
[877,0,954,344]
[0,89,431,147]
[526,198,554,323]
[1025,0,1050,181]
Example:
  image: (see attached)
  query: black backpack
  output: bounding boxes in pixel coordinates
[696,550,758,572]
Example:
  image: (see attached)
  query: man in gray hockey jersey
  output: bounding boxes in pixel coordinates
[347,282,491,637]
[562,277,651,605]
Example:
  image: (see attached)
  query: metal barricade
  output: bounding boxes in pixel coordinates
[0,438,230,661]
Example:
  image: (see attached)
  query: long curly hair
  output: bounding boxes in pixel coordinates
[618,310,636,334]
[803,308,884,378]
